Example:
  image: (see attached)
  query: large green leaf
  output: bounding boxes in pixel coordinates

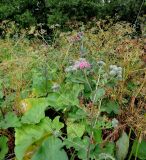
[0,136,8,160]
[15,118,52,160]
[102,100,120,114]
[0,112,21,129]
[47,92,60,107]
[68,108,87,120]
[66,72,87,84]
[21,98,49,124]
[47,84,84,110]
[32,136,68,160]
[93,129,102,143]
[47,116,64,136]
[32,72,51,97]
[15,117,64,160]
[57,84,84,107]
[65,136,94,159]
[67,119,85,139]
[95,142,115,158]
[116,131,129,160]
[91,88,105,102]
[51,116,64,131]
[132,139,146,159]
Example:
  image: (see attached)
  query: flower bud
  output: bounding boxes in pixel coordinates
[109,70,117,76]
[97,60,106,66]
[109,65,117,70]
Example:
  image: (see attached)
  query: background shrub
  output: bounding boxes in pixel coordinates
[0,0,145,28]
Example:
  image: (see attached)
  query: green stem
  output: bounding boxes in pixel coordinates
[84,70,92,92]
[92,73,101,104]
[135,133,141,160]
[128,128,133,160]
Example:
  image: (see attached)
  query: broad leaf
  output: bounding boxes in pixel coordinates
[92,88,105,102]
[64,136,91,160]
[98,153,115,160]
[32,136,68,160]
[93,129,102,143]
[102,100,120,114]
[47,92,60,107]
[0,112,21,129]
[47,84,84,110]
[57,84,84,107]
[0,136,8,160]
[132,139,146,159]
[15,118,52,160]
[47,116,64,136]
[68,108,87,120]
[116,131,129,160]
[21,98,48,124]
[15,117,64,160]
[66,73,87,84]
[95,142,115,157]
[51,116,64,133]
[32,72,51,97]
[67,119,85,139]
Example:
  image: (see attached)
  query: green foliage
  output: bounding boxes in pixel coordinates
[15,118,51,160]
[32,136,68,160]
[0,112,21,129]
[15,10,36,27]
[116,131,129,160]
[0,21,145,160]
[67,118,85,139]
[47,11,68,26]
[132,139,146,160]
[0,0,145,28]
[21,98,49,124]
[0,136,8,160]
[102,100,120,114]
[95,142,115,158]
[47,83,84,110]
[64,136,92,159]
[15,117,64,160]
[32,71,51,97]
[93,129,102,143]
[91,88,105,103]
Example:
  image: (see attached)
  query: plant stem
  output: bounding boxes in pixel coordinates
[84,70,92,92]
[92,73,101,103]
[135,132,142,160]
[86,141,91,160]
[87,99,102,160]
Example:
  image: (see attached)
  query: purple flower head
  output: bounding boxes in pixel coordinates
[74,58,91,70]
[65,58,91,73]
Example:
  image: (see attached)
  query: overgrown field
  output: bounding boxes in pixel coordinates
[0,21,146,160]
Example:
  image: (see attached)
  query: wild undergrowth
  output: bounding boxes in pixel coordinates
[0,21,146,160]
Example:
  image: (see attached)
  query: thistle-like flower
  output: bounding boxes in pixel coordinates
[74,58,91,69]
[65,58,91,72]
[97,60,106,67]
[109,64,123,80]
